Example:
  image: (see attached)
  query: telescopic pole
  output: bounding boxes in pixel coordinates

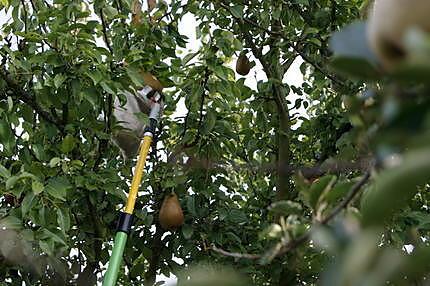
[102,99,161,286]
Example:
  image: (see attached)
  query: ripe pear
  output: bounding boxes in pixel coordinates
[159,192,184,230]
[141,71,164,92]
[367,0,430,70]
[236,53,251,76]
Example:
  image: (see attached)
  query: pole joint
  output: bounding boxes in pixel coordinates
[116,212,134,234]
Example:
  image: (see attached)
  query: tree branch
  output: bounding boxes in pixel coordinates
[0,68,63,131]
[99,9,113,54]
[163,147,374,181]
[211,170,372,261]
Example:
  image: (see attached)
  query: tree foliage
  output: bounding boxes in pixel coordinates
[1,0,430,285]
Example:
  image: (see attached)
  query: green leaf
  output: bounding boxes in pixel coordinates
[202,110,217,135]
[41,229,67,246]
[49,157,62,168]
[182,224,193,239]
[7,96,13,112]
[130,262,146,279]
[103,5,118,18]
[61,135,76,153]
[100,81,116,95]
[143,214,153,227]
[0,216,22,230]
[187,196,196,216]
[21,192,35,217]
[86,69,103,85]
[259,224,282,240]
[0,164,11,178]
[39,240,54,256]
[57,208,71,233]
[362,149,430,226]
[268,200,303,217]
[228,209,247,224]
[6,176,19,189]
[308,175,337,209]
[18,172,37,180]
[0,120,15,155]
[12,7,24,31]
[324,181,355,203]
[211,65,230,81]
[81,88,100,107]
[45,177,72,201]
[390,64,430,84]
[32,180,44,194]
[54,74,66,88]
[182,52,199,65]
[230,5,244,19]
[126,67,145,87]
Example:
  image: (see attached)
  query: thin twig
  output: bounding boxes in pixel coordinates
[211,244,260,260]
[320,170,371,224]
[43,0,51,8]
[157,3,189,23]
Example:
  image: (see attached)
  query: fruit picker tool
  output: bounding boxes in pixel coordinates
[103,89,163,286]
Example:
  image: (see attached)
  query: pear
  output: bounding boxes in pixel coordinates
[159,192,184,230]
[367,0,430,70]
[236,53,251,76]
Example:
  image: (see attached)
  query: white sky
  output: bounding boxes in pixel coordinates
[0,2,304,285]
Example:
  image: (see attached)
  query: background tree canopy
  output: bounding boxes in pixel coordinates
[2,0,430,285]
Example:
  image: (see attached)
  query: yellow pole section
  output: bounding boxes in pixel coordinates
[124,135,153,214]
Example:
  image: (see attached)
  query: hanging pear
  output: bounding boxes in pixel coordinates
[159,192,184,230]
[236,53,251,76]
[367,0,430,70]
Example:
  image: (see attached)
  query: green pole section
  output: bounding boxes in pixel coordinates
[103,232,128,286]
